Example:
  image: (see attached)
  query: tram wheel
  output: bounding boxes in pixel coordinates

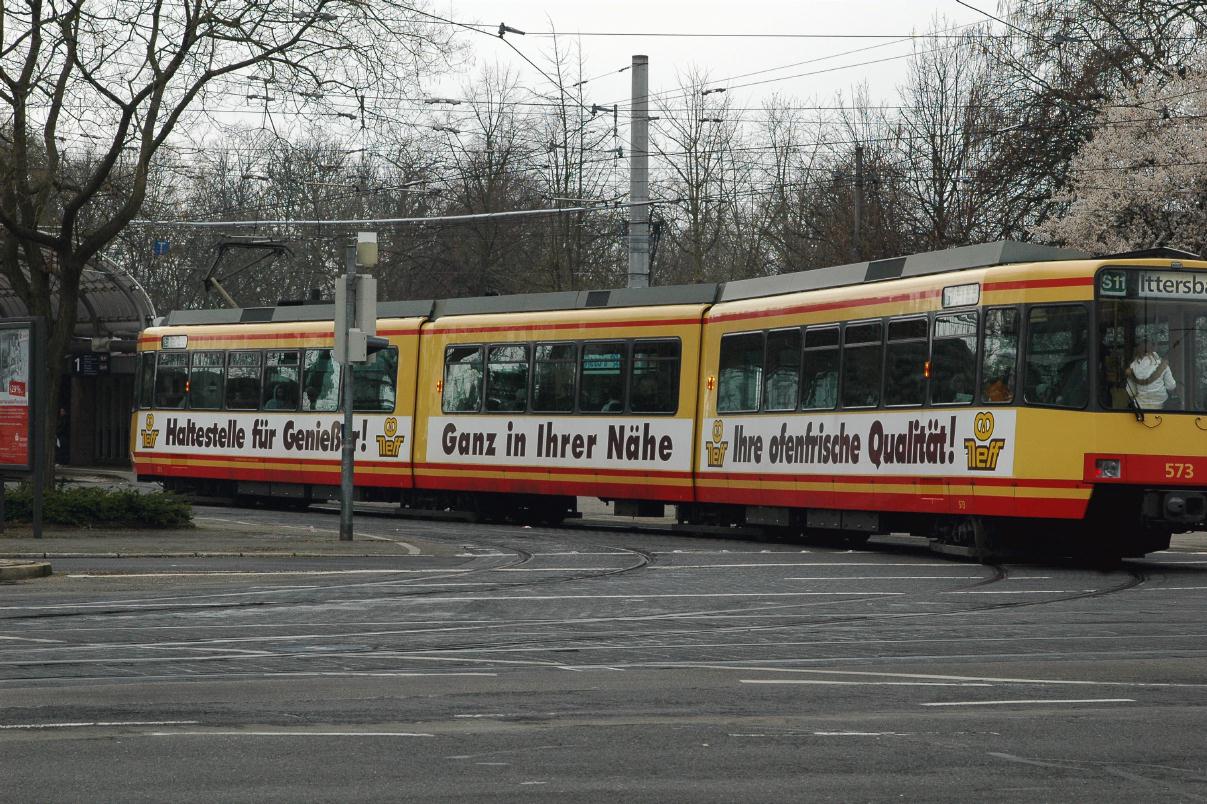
[843,532,871,548]
[969,517,998,564]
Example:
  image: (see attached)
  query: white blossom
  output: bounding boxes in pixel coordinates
[1034,61,1207,254]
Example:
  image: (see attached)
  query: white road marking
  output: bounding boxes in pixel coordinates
[921,698,1134,707]
[491,567,635,572]
[150,730,434,737]
[785,576,1002,581]
[685,666,1207,688]
[943,590,1089,595]
[197,516,423,554]
[352,592,903,602]
[0,720,198,730]
[0,636,63,643]
[65,569,448,579]
[358,533,422,554]
[812,732,914,736]
[651,562,962,569]
[741,680,992,687]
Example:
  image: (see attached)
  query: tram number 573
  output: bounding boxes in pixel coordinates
[1165,462,1196,480]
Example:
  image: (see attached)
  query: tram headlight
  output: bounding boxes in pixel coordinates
[1094,458,1122,479]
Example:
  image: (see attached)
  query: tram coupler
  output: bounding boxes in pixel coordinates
[1143,489,1207,526]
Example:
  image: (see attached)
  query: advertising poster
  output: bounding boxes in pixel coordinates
[0,325,32,469]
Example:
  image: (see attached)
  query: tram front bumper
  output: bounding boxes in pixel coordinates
[1144,490,1207,526]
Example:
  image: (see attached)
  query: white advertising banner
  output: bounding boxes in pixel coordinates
[427,415,695,472]
[699,409,1016,477]
[136,411,410,462]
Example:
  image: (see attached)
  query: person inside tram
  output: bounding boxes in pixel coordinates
[304,382,322,411]
[264,383,293,410]
[984,373,1012,402]
[1126,340,1177,409]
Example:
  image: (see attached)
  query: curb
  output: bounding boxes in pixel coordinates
[0,560,52,581]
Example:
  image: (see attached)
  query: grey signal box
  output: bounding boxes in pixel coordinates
[334,274,377,363]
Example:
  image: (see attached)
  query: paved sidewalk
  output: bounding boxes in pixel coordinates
[0,514,464,563]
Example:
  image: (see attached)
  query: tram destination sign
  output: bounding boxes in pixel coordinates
[1099,268,1207,300]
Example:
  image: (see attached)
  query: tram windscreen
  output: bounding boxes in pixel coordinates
[1097,267,1207,412]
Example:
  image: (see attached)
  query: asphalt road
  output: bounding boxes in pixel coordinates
[2,505,1206,802]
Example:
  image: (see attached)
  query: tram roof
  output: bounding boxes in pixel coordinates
[160,240,1093,327]
[716,240,1090,303]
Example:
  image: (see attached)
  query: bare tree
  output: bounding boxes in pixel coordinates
[0,0,456,477]
[895,24,1007,250]
[436,66,543,297]
[653,70,748,284]
[530,38,625,291]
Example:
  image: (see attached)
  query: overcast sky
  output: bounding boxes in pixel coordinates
[430,1,991,110]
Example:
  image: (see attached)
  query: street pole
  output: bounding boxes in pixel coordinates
[628,54,650,289]
[339,243,356,542]
[853,142,865,262]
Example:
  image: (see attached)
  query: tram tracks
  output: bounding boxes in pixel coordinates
[0,510,1162,684]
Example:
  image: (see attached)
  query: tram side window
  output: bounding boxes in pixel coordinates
[883,317,927,407]
[980,308,1018,404]
[580,341,628,412]
[1197,317,1207,411]
[302,349,340,411]
[801,327,839,410]
[262,351,300,410]
[486,344,530,412]
[840,322,882,408]
[1024,305,1088,408]
[154,352,188,408]
[763,329,801,411]
[225,352,261,410]
[931,312,978,405]
[443,345,483,413]
[631,339,680,413]
[138,352,156,409]
[189,352,225,410]
[532,343,576,412]
[717,332,763,413]
[353,347,398,412]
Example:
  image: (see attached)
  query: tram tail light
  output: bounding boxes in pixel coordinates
[1095,458,1122,479]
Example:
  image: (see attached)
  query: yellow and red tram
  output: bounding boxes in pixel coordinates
[132,241,1207,559]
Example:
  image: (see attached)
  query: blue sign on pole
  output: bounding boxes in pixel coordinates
[152,239,170,256]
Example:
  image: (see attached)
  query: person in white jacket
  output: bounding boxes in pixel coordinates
[1126,342,1177,409]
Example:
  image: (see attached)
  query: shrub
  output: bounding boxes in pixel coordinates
[2,485,193,528]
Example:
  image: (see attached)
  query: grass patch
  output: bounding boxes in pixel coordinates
[2,485,193,528]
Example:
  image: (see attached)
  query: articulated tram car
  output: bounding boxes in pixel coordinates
[132,241,1207,559]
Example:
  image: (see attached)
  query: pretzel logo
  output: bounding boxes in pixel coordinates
[140,413,160,449]
[705,419,729,468]
[376,417,405,458]
[965,411,1005,471]
[973,411,995,442]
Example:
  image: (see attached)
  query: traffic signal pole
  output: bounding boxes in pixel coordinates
[339,242,357,541]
